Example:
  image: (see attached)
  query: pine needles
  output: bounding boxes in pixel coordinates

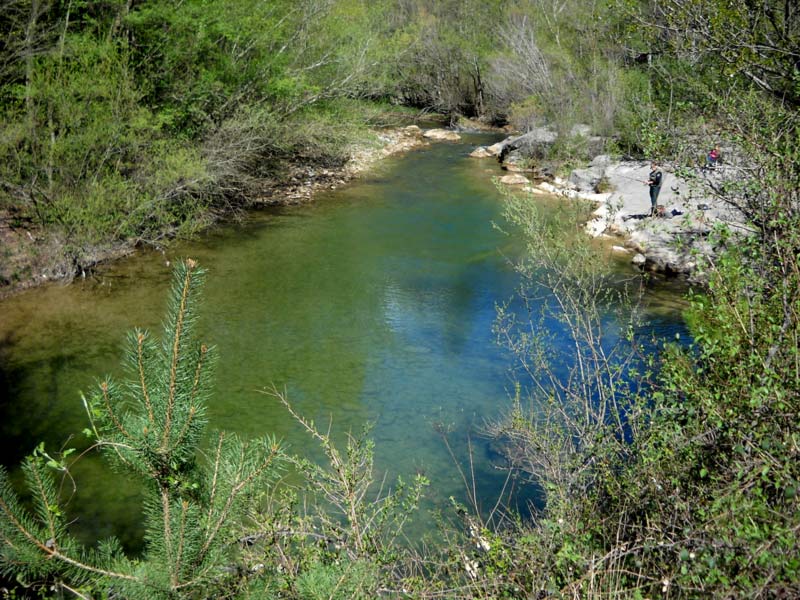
[0,260,286,598]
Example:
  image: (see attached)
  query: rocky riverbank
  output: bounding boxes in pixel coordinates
[471,129,747,280]
[0,125,430,299]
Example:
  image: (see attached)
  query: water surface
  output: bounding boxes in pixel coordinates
[0,134,689,548]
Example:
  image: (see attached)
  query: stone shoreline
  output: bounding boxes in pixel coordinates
[471,133,747,281]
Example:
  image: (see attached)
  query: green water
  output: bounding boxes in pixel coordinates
[0,134,688,548]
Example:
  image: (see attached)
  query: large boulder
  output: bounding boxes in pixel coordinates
[519,126,559,144]
[590,154,613,168]
[494,126,608,166]
[506,127,558,158]
[492,127,559,165]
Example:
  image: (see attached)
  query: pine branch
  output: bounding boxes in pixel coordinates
[0,485,135,584]
[2,260,291,597]
[163,258,197,451]
[25,459,60,547]
[100,380,129,438]
[197,439,282,564]
[174,500,189,585]
[205,432,226,528]
[161,488,175,587]
[189,343,209,405]
[136,330,156,425]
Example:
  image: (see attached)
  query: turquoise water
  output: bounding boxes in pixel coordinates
[0,134,688,548]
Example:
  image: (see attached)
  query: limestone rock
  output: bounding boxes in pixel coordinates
[469,146,494,158]
[499,174,530,185]
[570,123,592,138]
[508,152,752,279]
[590,154,612,168]
[517,126,558,145]
[486,142,505,156]
[423,128,461,141]
[569,167,604,192]
[506,127,557,159]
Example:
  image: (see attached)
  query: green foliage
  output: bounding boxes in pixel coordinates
[468,64,800,592]
[0,0,410,264]
[634,211,800,595]
[1,261,288,598]
[2,1,799,597]
[639,0,800,107]
[237,390,428,598]
[294,560,379,600]
[0,22,218,248]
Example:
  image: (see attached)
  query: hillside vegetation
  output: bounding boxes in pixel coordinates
[0,0,656,282]
[1,0,799,597]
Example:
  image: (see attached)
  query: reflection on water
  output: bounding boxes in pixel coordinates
[0,134,690,550]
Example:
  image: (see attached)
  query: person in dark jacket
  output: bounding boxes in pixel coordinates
[646,162,663,216]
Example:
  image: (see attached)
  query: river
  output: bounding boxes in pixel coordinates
[0,133,688,549]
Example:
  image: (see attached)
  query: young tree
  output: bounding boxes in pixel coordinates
[0,260,285,598]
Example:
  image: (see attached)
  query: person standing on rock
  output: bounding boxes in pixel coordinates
[704,145,720,171]
[646,162,663,216]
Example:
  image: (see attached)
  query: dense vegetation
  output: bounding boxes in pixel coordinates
[1,0,798,597]
[0,0,405,270]
[0,0,649,284]
[481,1,800,597]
